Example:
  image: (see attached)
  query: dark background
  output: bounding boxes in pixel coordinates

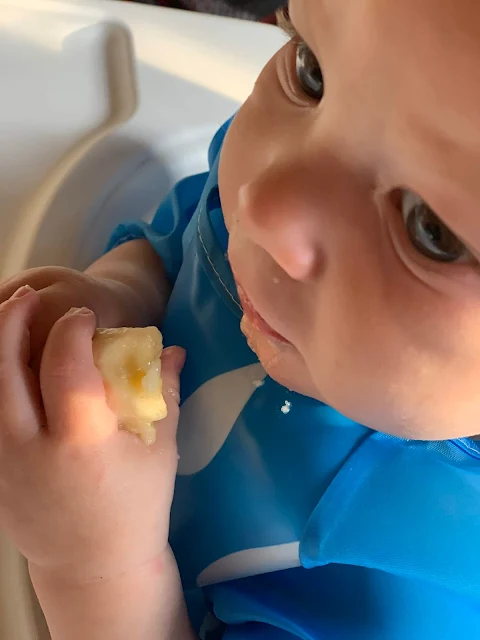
[124,0,286,23]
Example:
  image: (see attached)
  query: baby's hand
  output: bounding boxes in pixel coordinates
[0,266,144,366]
[0,286,185,586]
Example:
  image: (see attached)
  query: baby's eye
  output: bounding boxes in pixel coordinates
[295,43,324,101]
[402,191,468,263]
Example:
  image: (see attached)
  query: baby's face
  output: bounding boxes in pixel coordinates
[219,0,480,440]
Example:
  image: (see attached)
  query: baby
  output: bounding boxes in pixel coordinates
[0,0,479,637]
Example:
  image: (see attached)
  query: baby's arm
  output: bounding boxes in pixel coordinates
[85,238,172,327]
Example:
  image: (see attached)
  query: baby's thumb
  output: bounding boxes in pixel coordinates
[152,346,186,451]
[161,346,186,402]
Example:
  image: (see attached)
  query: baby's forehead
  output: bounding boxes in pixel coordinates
[296,0,480,63]
[294,0,480,142]
[367,0,480,67]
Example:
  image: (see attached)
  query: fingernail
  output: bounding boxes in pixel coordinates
[66,307,93,317]
[163,347,186,376]
[10,285,33,300]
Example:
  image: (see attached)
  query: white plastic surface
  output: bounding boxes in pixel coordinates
[0,1,284,637]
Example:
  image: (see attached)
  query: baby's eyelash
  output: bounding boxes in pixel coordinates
[276,7,303,43]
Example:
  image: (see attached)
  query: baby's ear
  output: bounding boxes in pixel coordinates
[224,0,286,18]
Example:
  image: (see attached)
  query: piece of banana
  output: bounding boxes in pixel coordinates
[92,327,167,445]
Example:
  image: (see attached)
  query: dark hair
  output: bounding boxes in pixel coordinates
[224,0,287,17]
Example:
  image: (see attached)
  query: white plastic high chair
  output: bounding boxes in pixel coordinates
[0,1,283,636]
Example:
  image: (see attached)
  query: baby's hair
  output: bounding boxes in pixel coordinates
[276,6,300,41]
[225,0,285,16]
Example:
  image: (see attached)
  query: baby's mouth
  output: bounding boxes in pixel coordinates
[236,284,290,345]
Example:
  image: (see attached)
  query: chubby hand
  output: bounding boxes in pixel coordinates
[0,265,149,367]
[0,286,185,585]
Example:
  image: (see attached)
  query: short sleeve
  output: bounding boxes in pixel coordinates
[107,172,207,284]
[107,117,234,285]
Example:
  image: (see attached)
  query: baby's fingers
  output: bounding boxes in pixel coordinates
[40,308,117,443]
[0,287,43,446]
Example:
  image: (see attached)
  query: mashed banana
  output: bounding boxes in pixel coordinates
[92,327,167,445]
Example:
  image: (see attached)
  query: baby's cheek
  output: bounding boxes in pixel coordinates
[380,304,480,439]
[219,105,260,232]
[219,51,294,233]
[310,341,479,440]
[296,317,423,436]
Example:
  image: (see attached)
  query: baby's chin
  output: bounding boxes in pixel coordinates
[240,316,319,399]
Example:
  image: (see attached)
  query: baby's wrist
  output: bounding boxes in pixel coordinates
[29,549,174,590]
[85,239,171,328]
[29,550,188,640]
[94,276,159,328]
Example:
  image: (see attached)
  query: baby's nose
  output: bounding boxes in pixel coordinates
[236,160,328,282]
[236,151,368,283]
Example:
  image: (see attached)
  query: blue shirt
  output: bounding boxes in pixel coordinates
[109,121,480,639]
